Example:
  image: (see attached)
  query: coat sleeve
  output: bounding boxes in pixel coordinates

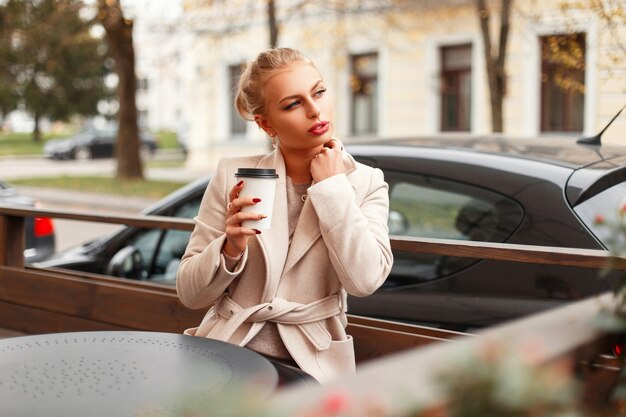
[176,158,248,309]
[307,166,393,297]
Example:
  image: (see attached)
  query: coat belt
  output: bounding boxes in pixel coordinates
[209,293,345,351]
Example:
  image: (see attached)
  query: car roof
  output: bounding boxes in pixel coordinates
[140,175,210,215]
[346,136,626,206]
[349,136,624,168]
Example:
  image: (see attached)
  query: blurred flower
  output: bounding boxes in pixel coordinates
[436,342,581,417]
[323,391,351,414]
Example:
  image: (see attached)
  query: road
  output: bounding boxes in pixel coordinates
[0,156,117,180]
[0,151,202,182]
[41,199,139,252]
[0,153,206,253]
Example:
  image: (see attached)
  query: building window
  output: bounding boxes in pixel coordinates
[137,77,149,91]
[540,33,585,133]
[350,53,378,135]
[440,44,472,132]
[229,64,247,137]
[138,109,148,127]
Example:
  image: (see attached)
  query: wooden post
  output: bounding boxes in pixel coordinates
[0,215,25,268]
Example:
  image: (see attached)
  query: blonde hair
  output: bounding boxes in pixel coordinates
[235,48,313,121]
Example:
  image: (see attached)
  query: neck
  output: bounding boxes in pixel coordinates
[279,147,319,183]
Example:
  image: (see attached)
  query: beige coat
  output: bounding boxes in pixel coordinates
[176,149,393,383]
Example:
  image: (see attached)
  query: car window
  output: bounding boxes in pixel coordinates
[126,228,161,275]
[385,172,523,286]
[115,197,202,283]
[149,198,202,284]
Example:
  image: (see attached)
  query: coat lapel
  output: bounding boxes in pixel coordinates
[254,149,359,289]
[256,150,289,300]
[282,152,359,274]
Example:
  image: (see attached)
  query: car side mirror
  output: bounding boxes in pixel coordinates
[105,246,147,279]
[388,210,410,235]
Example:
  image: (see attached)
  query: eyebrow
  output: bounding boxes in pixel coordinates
[278,80,323,104]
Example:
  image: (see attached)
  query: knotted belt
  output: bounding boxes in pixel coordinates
[208,293,345,351]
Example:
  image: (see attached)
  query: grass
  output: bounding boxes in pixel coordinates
[10,176,187,200]
[1,129,186,199]
[0,129,182,157]
[0,132,64,156]
[155,130,179,150]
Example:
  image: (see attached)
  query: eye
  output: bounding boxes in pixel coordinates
[283,100,300,111]
[314,88,327,98]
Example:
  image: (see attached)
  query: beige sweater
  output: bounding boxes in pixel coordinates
[228,178,310,360]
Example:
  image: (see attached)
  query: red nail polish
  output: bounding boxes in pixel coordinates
[252,198,261,203]
[255,229,261,234]
[236,180,243,187]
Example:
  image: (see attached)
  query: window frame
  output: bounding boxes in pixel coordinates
[539,33,586,133]
[228,63,247,138]
[349,52,379,136]
[439,44,473,132]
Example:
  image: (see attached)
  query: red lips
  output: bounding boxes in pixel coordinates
[308,121,330,135]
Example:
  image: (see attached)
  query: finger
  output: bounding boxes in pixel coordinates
[229,180,244,202]
[226,200,242,215]
[226,211,267,226]
[326,139,342,150]
[230,196,262,210]
[226,225,262,236]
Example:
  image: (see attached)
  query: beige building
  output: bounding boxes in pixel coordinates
[180,0,626,172]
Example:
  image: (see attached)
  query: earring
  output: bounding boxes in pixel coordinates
[271,137,278,149]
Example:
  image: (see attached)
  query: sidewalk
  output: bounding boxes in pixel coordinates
[0,149,211,212]
[16,185,159,213]
[13,163,210,214]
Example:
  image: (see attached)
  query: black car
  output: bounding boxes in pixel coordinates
[43,128,158,160]
[0,180,56,262]
[36,137,626,330]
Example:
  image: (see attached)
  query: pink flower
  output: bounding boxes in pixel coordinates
[595,214,605,225]
[323,391,350,415]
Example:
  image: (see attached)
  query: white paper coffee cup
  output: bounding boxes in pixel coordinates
[235,168,279,230]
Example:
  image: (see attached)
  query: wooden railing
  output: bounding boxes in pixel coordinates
[0,205,466,364]
[1,204,625,414]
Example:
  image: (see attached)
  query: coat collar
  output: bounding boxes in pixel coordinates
[254,148,358,299]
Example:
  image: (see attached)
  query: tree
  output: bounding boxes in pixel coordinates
[0,0,109,141]
[0,7,18,118]
[556,0,625,79]
[97,0,143,180]
[476,0,512,133]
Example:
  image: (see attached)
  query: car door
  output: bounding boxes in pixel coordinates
[91,131,115,158]
[113,197,202,284]
[346,169,528,330]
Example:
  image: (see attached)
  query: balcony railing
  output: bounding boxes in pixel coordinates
[1,204,625,415]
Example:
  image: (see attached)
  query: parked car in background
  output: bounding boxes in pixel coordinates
[35,136,626,331]
[43,127,158,160]
[0,180,55,262]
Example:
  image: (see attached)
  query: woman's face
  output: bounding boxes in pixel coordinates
[256,61,334,153]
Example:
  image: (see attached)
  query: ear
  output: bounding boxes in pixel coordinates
[254,114,275,137]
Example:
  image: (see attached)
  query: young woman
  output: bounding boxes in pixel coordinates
[176,48,393,383]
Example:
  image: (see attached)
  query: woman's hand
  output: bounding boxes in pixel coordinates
[223,181,263,257]
[310,139,346,182]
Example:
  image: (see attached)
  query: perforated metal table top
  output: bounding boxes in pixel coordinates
[0,331,278,417]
